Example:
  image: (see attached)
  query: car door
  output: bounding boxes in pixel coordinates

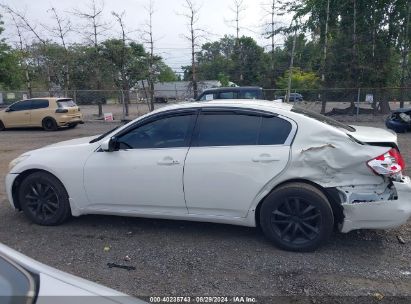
[2,100,32,127]
[183,108,295,218]
[83,110,198,214]
[30,99,50,127]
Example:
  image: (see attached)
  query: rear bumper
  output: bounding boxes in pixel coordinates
[341,176,411,232]
[57,114,83,126]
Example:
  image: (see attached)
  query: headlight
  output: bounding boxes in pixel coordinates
[8,155,30,171]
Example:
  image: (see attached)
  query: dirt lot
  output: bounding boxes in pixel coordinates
[0,115,411,302]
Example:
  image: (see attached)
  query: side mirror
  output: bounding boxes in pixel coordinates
[101,137,118,152]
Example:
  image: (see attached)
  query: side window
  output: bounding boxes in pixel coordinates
[218,91,237,99]
[9,100,32,111]
[117,114,195,149]
[241,91,258,99]
[259,116,292,145]
[31,99,49,110]
[199,93,215,101]
[194,113,260,146]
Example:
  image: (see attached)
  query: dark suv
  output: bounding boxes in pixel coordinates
[278,93,303,102]
[196,87,264,101]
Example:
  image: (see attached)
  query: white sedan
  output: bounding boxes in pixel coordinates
[5,100,411,251]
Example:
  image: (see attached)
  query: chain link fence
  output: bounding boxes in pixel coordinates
[1,87,410,122]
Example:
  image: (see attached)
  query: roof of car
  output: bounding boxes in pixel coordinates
[30,97,73,101]
[155,99,293,113]
[201,86,262,92]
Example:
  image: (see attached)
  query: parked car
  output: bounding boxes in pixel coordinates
[196,86,264,101]
[386,108,411,133]
[0,243,143,304]
[277,93,303,102]
[5,100,411,251]
[0,98,83,131]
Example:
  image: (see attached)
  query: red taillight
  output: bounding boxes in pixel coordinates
[367,148,406,176]
[388,148,406,170]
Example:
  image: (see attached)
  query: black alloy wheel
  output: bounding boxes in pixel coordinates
[260,183,334,252]
[270,197,322,245]
[23,182,60,222]
[19,172,71,225]
[42,118,58,131]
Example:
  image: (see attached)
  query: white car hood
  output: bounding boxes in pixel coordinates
[46,136,97,148]
[348,125,397,145]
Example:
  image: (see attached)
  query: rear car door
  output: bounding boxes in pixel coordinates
[183,108,296,217]
[2,100,32,127]
[30,99,49,127]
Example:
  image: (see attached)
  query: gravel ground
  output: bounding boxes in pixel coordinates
[0,113,411,303]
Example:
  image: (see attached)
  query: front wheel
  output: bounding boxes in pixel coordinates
[18,172,71,225]
[259,183,334,252]
[0,120,4,131]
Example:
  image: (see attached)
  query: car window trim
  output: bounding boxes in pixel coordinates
[9,99,33,112]
[191,108,268,147]
[31,99,49,110]
[113,109,200,150]
[191,108,297,148]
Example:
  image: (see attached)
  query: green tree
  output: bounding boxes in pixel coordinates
[276,67,320,90]
[0,14,24,89]
[157,62,178,82]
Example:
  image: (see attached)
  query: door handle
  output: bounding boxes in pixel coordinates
[157,156,180,166]
[252,154,279,163]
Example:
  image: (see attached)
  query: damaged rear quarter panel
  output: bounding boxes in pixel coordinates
[248,111,391,217]
[280,117,390,188]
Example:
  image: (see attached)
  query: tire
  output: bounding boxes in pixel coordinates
[259,182,334,252]
[0,120,4,131]
[42,117,58,131]
[68,123,78,129]
[18,172,71,225]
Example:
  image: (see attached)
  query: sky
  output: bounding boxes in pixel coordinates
[1,0,291,75]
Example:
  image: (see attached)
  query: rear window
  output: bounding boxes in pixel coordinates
[57,99,76,108]
[193,113,292,147]
[292,106,355,132]
[218,91,238,99]
[259,116,292,145]
[31,99,49,109]
[195,113,260,146]
[241,91,260,99]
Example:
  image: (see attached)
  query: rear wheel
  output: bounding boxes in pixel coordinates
[0,120,4,131]
[42,117,58,131]
[260,183,334,252]
[18,172,71,225]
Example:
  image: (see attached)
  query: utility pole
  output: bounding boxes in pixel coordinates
[400,0,411,108]
[286,29,297,103]
[320,0,330,114]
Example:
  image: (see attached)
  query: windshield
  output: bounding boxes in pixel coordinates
[0,255,37,304]
[292,106,356,132]
[57,99,76,108]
